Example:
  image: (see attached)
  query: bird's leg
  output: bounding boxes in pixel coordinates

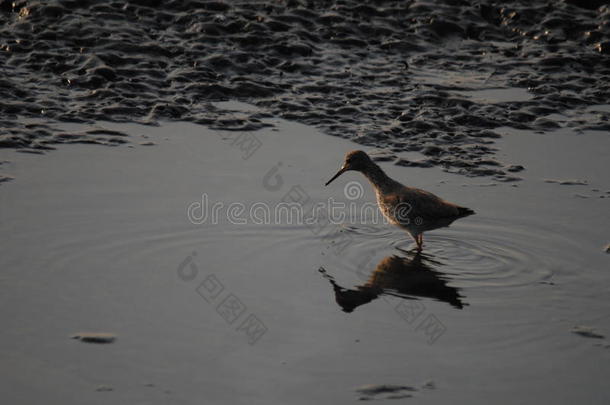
[411,233,422,251]
[416,234,423,251]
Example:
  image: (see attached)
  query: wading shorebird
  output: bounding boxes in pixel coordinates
[325,150,474,251]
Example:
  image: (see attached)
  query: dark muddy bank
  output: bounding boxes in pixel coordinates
[1,0,609,178]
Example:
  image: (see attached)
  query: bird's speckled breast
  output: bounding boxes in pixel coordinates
[376,190,405,226]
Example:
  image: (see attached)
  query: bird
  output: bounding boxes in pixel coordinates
[325,150,474,251]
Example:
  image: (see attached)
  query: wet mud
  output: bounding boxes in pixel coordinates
[1,1,610,178]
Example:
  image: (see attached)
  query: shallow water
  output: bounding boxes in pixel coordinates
[1,118,608,404]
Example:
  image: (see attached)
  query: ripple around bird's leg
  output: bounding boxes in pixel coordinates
[337,216,580,294]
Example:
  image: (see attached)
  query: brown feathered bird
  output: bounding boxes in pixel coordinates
[325,150,474,250]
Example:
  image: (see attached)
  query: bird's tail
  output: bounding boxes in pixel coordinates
[457,206,475,216]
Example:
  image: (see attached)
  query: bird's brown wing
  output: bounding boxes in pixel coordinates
[400,188,462,219]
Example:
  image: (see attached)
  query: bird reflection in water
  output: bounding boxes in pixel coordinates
[319,251,465,313]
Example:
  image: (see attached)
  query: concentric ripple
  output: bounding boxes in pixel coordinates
[328,216,582,293]
[12,209,581,302]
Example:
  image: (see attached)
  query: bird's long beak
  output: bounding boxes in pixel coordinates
[325,166,347,186]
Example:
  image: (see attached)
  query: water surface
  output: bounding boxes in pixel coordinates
[1,119,608,404]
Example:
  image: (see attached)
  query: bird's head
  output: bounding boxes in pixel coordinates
[325,150,373,186]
